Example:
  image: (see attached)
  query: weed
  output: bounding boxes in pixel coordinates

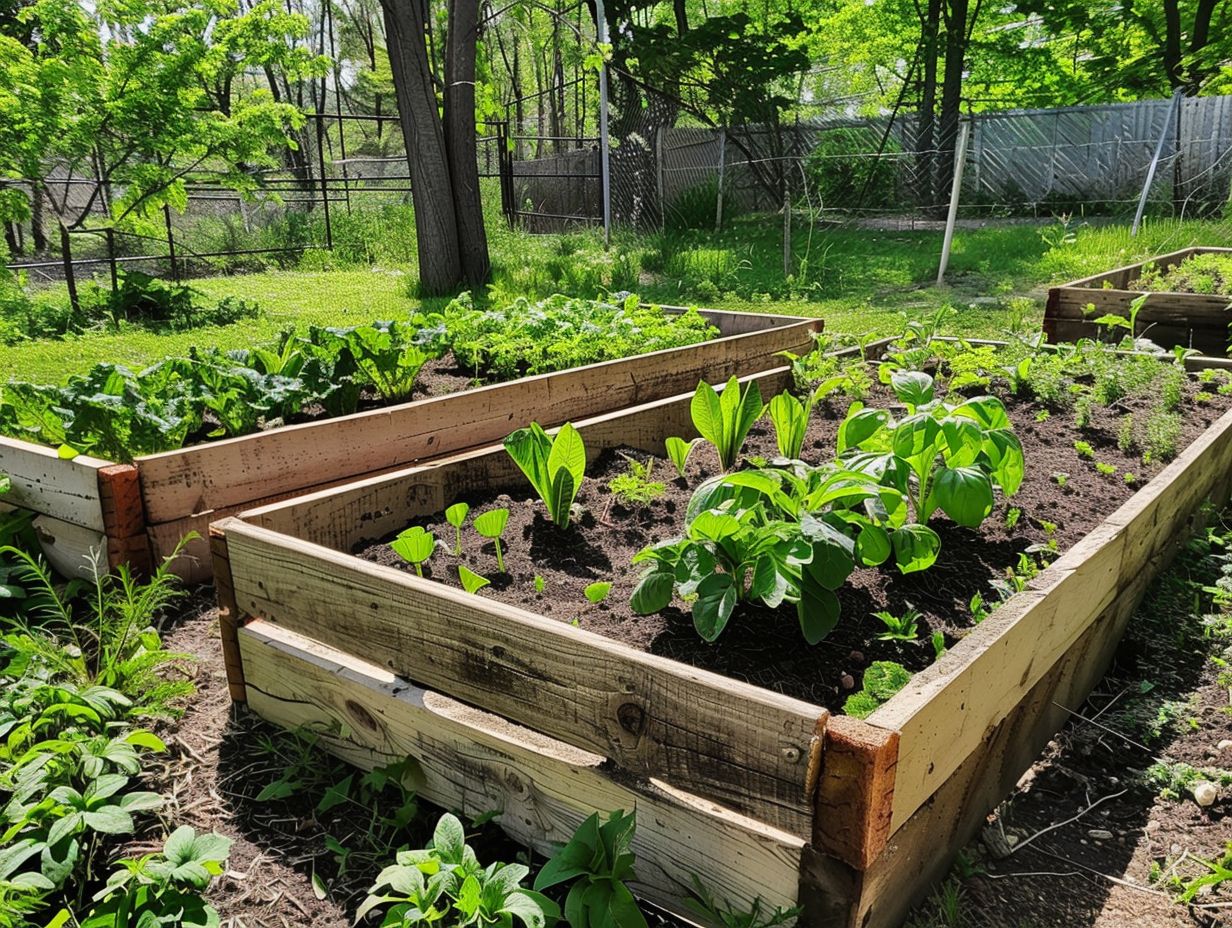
[608,456,666,507]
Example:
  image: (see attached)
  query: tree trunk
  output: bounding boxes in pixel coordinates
[915,0,941,208]
[31,186,47,252]
[381,0,464,295]
[59,223,80,314]
[444,0,490,286]
[935,0,968,215]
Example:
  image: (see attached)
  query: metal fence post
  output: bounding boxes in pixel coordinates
[164,205,179,282]
[715,128,727,232]
[1133,90,1183,236]
[936,118,971,285]
[316,115,334,250]
[106,227,118,293]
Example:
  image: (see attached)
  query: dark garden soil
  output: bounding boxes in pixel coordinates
[358,379,1232,710]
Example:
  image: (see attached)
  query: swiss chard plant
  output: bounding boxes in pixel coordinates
[837,371,1024,533]
[504,423,586,529]
[691,377,765,471]
[534,810,646,928]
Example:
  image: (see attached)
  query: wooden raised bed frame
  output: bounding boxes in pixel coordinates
[1045,246,1232,357]
[0,308,819,582]
[211,364,1232,927]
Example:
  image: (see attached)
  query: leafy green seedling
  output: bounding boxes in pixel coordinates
[931,631,946,661]
[585,582,612,604]
[534,574,546,593]
[691,376,765,471]
[1074,440,1094,459]
[665,436,701,477]
[459,565,490,595]
[1095,461,1117,476]
[445,502,470,555]
[871,609,920,642]
[504,422,586,527]
[970,592,989,623]
[843,662,912,719]
[474,509,510,572]
[390,526,436,577]
[1053,472,1069,488]
[534,810,647,928]
[768,391,808,460]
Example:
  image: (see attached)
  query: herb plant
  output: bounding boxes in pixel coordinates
[607,456,665,506]
[391,526,436,577]
[664,436,701,477]
[871,608,920,641]
[446,502,470,555]
[767,391,808,460]
[504,423,586,528]
[691,376,765,471]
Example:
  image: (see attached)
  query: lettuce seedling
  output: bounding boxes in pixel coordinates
[767,392,808,460]
[691,377,765,471]
[445,502,470,555]
[390,526,436,577]
[473,509,510,572]
[584,582,612,604]
[504,422,586,528]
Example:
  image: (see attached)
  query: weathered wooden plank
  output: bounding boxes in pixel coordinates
[241,368,795,552]
[811,718,898,870]
[239,620,805,919]
[868,403,1232,834]
[98,464,151,573]
[210,523,246,703]
[806,564,1157,928]
[220,517,826,837]
[29,514,106,580]
[0,436,111,532]
[136,316,820,525]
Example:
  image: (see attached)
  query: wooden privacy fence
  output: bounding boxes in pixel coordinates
[0,307,820,582]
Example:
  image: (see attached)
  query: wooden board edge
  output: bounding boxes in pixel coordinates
[238,619,806,919]
[811,716,899,871]
[97,464,152,573]
[210,519,247,703]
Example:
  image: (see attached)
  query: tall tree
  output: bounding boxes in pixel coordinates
[382,0,488,295]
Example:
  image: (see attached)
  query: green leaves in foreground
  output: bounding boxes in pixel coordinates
[504,422,586,528]
[690,377,765,471]
[359,813,559,928]
[390,526,437,577]
[534,810,647,928]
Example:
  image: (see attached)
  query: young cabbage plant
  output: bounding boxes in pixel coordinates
[390,526,436,577]
[664,436,701,477]
[838,372,1024,538]
[504,422,587,528]
[534,810,646,928]
[445,502,470,555]
[691,377,765,471]
[473,509,510,572]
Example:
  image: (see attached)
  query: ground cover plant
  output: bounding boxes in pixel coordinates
[1136,251,1232,296]
[363,324,1232,711]
[0,294,716,462]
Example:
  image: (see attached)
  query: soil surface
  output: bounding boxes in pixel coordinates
[358,379,1232,710]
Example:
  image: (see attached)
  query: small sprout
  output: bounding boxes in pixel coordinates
[1196,391,1215,404]
[1053,472,1069,488]
[608,455,665,506]
[1040,520,1057,537]
[445,502,470,555]
[871,608,920,642]
[458,565,490,595]
[1094,461,1117,477]
[391,526,436,577]
[970,592,989,624]
[1005,507,1021,530]
[584,581,612,604]
[1118,414,1134,452]
[473,508,510,572]
[534,574,546,593]
[1124,472,1138,486]
[1034,409,1050,423]
[1074,440,1094,459]
[664,436,701,477]
[931,630,946,661]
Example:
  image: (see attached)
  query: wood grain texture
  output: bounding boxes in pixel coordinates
[220,517,825,837]
[241,368,795,552]
[97,464,152,572]
[0,436,111,531]
[868,404,1232,834]
[239,619,805,919]
[209,524,246,703]
[136,314,820,524]
[29,515,106,580]
[811,717,898,870]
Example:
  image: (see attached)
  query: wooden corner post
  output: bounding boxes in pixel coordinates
[97,464,152,574]
[209,519,248,703]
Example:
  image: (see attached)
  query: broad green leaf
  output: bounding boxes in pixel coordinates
[890,370,935,408]
[664,436,700,476]
[797,570,841,645]
[458,565,490,595]
[630,569,673,614]
[432,813,466,863]
[855,523,891,566]
[930,467,994,528]
[692,573,737,641]
[768,392,807,459]
[473,508,509,540]
[837,405,890,452]
[390,526,436,567]
[445,502,470,529]
[584,581,612,604]
[890,524,941,574]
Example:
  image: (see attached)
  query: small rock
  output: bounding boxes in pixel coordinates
[1088,829,1114,841]
[1218,739,1232,753]
[1146,821,1162,833]
[840,673,855,691]
[848,650,865,664]
[1193,781,1219,808]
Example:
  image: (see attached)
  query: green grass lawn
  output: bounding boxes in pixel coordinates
[5,215,1231,383]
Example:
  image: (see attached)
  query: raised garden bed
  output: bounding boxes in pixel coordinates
[211,340,1232,927]
[1045,246,1232,358]
[0,304,818,582]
